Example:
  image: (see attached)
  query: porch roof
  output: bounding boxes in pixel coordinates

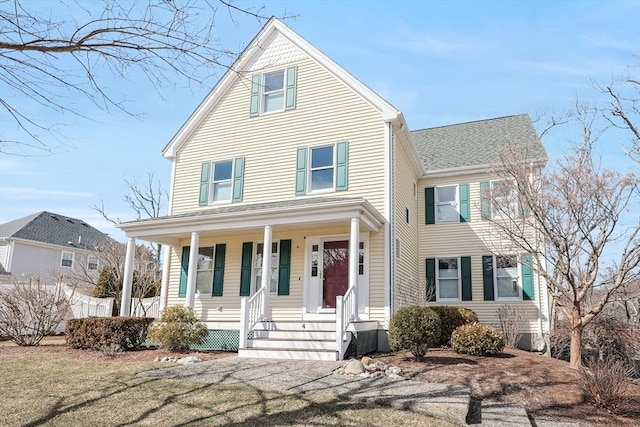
[116,197,385,246]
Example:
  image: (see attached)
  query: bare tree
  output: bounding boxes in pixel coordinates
[483,103,640,368]
[0,0,292,155]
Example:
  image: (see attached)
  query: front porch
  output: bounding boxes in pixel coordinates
[117,197,387,360]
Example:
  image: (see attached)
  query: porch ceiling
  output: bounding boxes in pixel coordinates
[116,197,385,246]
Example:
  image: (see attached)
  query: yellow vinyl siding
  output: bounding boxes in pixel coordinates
[171,57,387,216]
[418,173,548,334]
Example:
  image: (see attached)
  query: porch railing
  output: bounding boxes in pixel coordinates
[335,285,356,360]
[239,286,267,349]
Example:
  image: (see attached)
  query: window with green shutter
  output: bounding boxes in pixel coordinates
[295,142,348,195]
[239,242,253,296]
[482,255,494,301]
[212,244,226,297]
[198,158,245,206]
[425,258,436,302]
[249,67,298,116]
[277,239,292,296]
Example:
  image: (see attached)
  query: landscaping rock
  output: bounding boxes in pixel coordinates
[344,359,366,375]
[361,356,374,367]
[177,356,202,365]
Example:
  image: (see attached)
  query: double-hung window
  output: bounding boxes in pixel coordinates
[263,71,285,113]
[199,157,245,206]
[212,161,233,202]
[196,247,215,295]
[495,255,521,300]
[491,180,520,219]
[436,186,458,223]
[310,145,334,191]
[249,66,297,117]
[295,142,349,195]
[437,257,460,300]
[61,252,74,268]
[88,255,98,271]
[254,242,279,294]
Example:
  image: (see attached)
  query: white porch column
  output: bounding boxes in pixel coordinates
[260,225,272,320]
[349,217,359,320]
[185,232,200,309]
[119,237,136,316]
[159,245,172,312]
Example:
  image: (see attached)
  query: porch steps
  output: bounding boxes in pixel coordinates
[238,320,346,361]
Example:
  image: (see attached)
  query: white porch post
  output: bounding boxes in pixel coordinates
[260,225,272,320]
[119,237,136,316]
[185,232,200,309]
[159,245,172,312]
[349,217,359,320]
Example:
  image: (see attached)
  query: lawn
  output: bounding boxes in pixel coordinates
[0,342,453,427]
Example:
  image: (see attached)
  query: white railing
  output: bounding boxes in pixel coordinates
[130,296,160,318]
[239,287,267,349]
[63,285,114,318]
[336,286,356,360]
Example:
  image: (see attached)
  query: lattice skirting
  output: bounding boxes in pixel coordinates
[189,329,240,351]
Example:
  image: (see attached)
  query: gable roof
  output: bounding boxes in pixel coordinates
[0,211,112,251]
[162,17,403,159]
[411,114,547,175]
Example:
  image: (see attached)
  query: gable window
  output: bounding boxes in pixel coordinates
[495,255,521,300]
[199,157,245,206]
[263,71,285,113]
[255,242,279,294]
[212,161,233,202]
[61,252,74,268]
[295,142,349,195]
[437,257,460,300]
[310,145,334,191]
[249,66,298,117]
[436,186,458,223]
[88,255,98,271]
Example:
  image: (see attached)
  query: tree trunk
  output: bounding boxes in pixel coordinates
[569,321,584,368]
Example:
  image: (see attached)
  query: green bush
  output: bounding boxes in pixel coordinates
[147,306,208,352]
[389,306,442,361]
[430,306,479,346]
[66,317,154,351]
[451,323,505,356]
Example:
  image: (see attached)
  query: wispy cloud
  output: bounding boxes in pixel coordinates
[381,25,490,56]
[0,187,94,200]
[0,158,35,176]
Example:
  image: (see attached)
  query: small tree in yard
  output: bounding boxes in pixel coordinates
[389,306,442,361]
[0,277,71,345]
[147,306,208,352]
[497,305,528,349]
[484,103,640,368]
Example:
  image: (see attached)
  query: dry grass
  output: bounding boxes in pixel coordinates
[0,341,453,427]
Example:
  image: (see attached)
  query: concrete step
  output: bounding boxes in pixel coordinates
[477,401,531,426]
[238,347,339,361]
[247,337,336,350]
[252,329,335,340]
[257,320,336,331]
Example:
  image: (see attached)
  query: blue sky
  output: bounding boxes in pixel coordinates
[1,0,638,242]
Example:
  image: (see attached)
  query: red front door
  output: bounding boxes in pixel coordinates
[322,240,349,308]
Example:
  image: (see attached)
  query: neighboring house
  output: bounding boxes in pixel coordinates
[0,211,112,286]
[117,18,550,359]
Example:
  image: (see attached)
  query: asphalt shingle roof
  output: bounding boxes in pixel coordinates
[0,211,112,251]
[411,114,547,172]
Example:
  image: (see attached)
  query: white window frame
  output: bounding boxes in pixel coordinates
[494,254,523,301]
[253,240,280,295]
[60,251,74,268]
[435,185,459,223]
[195,246,216,296]
[308,144,336,193]
[87,255,98,271]
[436,256,461,301]
[490,179,520,220]
[210,160,234,203]
[262,70,286,114]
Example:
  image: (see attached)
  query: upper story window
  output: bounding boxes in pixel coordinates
[199,157,245,206]
[61,251,74,268]
[495,255,521,300]
[436,185,458,223]
[481,180,525,220]
[250,66,298,117]
[437,257,460,301]
[295,141,349,195]
[425,184,470,224]
[88,255,98,270]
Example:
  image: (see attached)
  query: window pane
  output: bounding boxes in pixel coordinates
[497,277,519,298]
[197,247,214,270]
[196,270,213,294]
[437,186,456,202]
[213,181,232,201]
[264,71,284,92]
[439,279,459,299]
[213,161,232,181]
[438,258,458,278]
[311,169,333,190]
[264,92,284,112]
[311,146,333,168]
[437,204,458,222]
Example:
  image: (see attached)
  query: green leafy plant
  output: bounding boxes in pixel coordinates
[451,322,505,356]
[389,306,442,361]
[430,306,478,346]
[147,306,208,352]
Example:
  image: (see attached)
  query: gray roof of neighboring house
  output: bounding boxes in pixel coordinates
[0,211,112,251]
[411,114,547,173]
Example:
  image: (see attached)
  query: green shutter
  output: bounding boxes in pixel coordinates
[336,141,349,191]
[179,246,190,297]
[482,255,495,301]
[459,184,470,222]
[426,258,436,302]
[232,157,245,202]
[522,253,534,300]
[249,74,261,117]
[461,256,472,301]
[425,187,435,224]
[278,239,292,296]
[285,66,297,111]
[480,181,491,220]
[295,147,307,195]
[239,242,253,296]
[199,162,210,206]
[212,244,226,297]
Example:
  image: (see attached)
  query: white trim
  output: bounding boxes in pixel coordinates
[210,160,235,204]
[435,184,459,224]
[384,123,392,326]
[308,144,336,193]
[435,256,462,302]
[60,251,74,268]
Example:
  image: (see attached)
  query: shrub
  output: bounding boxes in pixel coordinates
[66,317,154,351]
[147,306,208,352]
[430,306,478,346]
[389,306,442,361]
[0,277,70,346]
[451,323,505,356]
[497,305,528,348]
[578,357,632,413]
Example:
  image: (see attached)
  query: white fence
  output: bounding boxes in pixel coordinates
[130,296,160,318]
[63,285,114,318]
